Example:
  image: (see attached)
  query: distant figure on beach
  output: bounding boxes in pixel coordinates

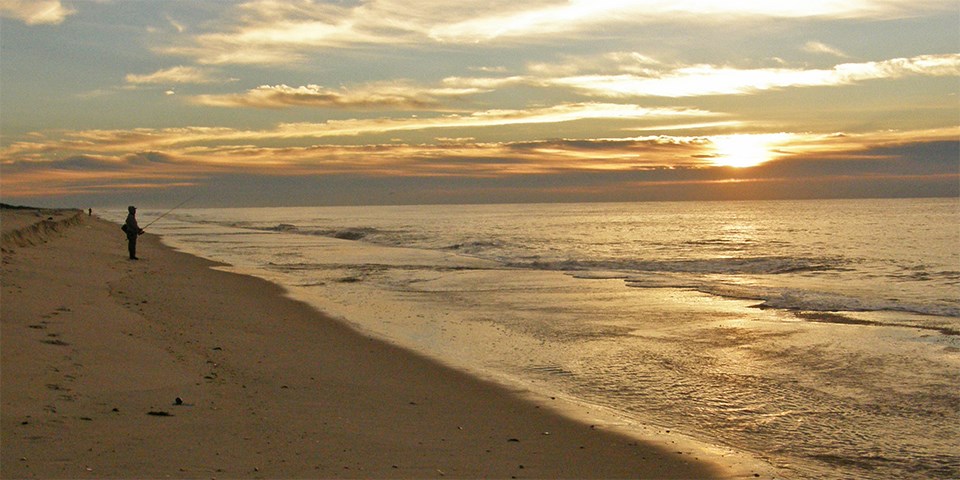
[88,208,92,216]
[124,206,144,260]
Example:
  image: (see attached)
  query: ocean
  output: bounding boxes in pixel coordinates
[108,198,960,479]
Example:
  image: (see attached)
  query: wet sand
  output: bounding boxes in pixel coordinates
[1,208,757,478]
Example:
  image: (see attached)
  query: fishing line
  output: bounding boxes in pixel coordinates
[142,193,198,229]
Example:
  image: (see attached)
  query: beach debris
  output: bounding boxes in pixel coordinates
[175,397,183,405]
[507,438,520,442]
[147,411,173,417]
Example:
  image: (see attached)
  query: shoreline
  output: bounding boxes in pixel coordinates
[2,208,768,478]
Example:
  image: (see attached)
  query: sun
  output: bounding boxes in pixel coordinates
[709,134,787,168]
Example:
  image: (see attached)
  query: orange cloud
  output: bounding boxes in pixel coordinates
[1,103,711,150]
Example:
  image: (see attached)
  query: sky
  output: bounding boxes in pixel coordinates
[1,0,958,208]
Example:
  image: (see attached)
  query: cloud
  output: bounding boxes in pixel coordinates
[265,103,718,138]
[166,15,186,33]
[0,104,722,180]
[155,0,957,64]
[192,82,485,110]
[6,131,957,204]
[156,0,404,65]
[140,52,960,115]
[803,41,850,58]
[125,66,222,85]
[5,119,955,176]
[519,53,960,98]
[0,134,721,200]
[7,110,955,176]
[628,121,745,132]
[427,0,956,43]
[0,0,75,25]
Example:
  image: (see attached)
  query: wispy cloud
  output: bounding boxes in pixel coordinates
[628,121,746,132]
[188,52,958,111]
[803,41,851,58]
[0,103,719,176]
[1,104,719,161]
[5,125,956,199]
[156,0,403,64]
[451,53,960,98]
[244,103,718,140]
[155,0,957,64]
[0,0,75,25]
[192,82,485,110]
[0,116,960,197]
[425,0,918,43]
[125,66,224,85]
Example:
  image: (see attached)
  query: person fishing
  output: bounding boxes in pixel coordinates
[123,205,145,260]
[121,195,197,260]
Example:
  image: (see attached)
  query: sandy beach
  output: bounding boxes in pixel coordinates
[1,208,762,479]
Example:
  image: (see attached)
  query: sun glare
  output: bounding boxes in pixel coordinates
[709,134,787,168]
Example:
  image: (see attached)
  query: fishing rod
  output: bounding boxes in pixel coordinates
[142,194,198,229]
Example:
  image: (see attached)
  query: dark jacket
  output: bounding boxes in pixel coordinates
[125,214,142,239]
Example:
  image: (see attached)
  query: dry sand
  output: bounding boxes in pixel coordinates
[2,208,761,479]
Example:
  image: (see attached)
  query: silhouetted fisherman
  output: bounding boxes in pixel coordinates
[123,206,145,260]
